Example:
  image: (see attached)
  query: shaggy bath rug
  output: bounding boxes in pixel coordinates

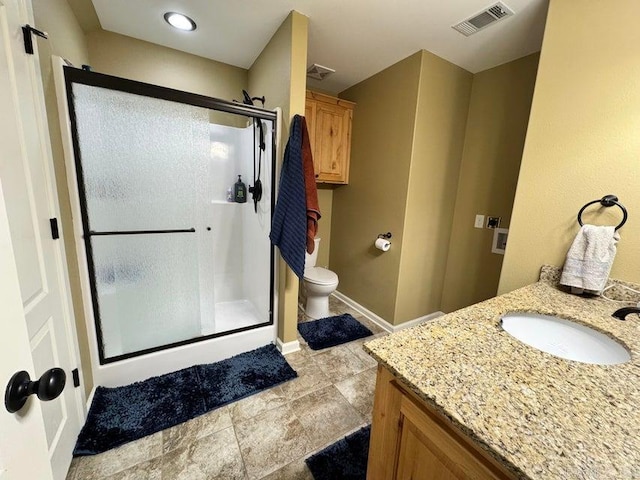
[305,425,371,480]
[298,313,373,350]
[73,344,296,456]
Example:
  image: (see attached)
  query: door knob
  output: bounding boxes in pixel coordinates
[4,368,66,413]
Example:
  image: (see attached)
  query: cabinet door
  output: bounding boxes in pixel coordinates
[395,392,506,480]
[314,102,352,184]
[367,366,513,480]
[396,418,458,480]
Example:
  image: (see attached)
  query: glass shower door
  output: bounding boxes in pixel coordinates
[71,84,209,361]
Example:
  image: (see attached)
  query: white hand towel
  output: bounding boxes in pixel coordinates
[560,224,620,294]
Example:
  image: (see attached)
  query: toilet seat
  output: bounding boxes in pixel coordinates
[303,267,338,285]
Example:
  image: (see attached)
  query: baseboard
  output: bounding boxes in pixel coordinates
[86,386,96,410]
[332,291,444,333]
[276,338,300,355]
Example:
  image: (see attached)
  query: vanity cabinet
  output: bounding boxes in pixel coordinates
[368,366,515,480]
[305,90,355,184]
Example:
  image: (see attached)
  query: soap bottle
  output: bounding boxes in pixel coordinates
[234,175,247,203]
[226,187,233,202]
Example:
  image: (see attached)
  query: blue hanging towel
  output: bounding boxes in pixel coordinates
[270,115,307,278]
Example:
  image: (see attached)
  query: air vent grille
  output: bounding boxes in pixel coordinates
[488,4,510,18]
[307,64,335,81]
[452,2,514,37]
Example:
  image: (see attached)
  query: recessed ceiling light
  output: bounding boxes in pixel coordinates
[163,12,197,31]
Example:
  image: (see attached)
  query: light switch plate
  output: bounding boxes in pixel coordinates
[474,214,485,229]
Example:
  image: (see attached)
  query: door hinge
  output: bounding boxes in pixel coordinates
[50,218,59,239]
[72,368,80,388]
[22,24,49,55]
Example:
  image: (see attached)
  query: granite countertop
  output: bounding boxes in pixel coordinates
[364,266,640,479]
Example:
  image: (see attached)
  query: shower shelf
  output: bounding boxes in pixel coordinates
[211,200,245,205]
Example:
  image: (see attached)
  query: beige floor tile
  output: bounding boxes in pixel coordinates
[163,406,232,454]
[229,385,287,424]
[102,457,162,480]
[73,432,163,479]
[283,349,314,370]
[234,404,312,480]
[258,457,314,480]
[65,459,79,480]
[312,345,370,383]
[278,363,332,400]
[161,426,245,480]
[290,385,365,451]
[334,367,377,419]
[327,297,360,317]
[346,341,379,369]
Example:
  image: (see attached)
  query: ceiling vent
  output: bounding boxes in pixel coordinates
[452,2,514,36]
[307,64,335,81]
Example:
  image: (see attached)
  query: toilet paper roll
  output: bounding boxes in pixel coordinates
[375,238,391,252]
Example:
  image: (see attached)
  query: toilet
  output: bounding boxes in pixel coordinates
[303,238,339,319]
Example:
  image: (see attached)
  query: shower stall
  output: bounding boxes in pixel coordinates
[56,63,278,387]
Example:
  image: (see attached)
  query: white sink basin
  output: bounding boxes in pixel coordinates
[500,313,630,365]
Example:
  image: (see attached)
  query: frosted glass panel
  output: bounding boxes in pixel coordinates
[92,233,201,358]
[72,84,209,232]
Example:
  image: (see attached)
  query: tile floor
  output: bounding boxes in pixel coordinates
[66,295,387,480]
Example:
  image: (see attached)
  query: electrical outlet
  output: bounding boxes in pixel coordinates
[474,215,485,229]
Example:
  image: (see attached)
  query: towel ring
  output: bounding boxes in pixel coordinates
[577,195,628,230]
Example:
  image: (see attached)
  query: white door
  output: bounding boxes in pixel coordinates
[0,0,83,479]
[0,184,51,480]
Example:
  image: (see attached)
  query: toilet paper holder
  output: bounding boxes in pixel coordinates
[377,232,392,239]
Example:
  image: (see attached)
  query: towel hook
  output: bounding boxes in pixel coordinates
[577,195,628,230]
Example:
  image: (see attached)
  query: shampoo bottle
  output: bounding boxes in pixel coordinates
[234,175,247,203]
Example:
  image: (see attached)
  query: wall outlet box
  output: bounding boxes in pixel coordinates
[487,216,501,229]
[474,214,485,229]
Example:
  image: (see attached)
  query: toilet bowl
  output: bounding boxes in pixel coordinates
[303,238,339,319]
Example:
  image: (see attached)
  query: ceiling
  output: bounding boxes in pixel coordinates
[91,0,549,94]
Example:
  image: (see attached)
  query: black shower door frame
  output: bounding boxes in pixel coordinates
[64,66,277,364]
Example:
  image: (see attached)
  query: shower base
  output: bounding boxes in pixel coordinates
[202,300,265,335]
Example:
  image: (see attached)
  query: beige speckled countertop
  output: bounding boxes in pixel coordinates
[364,266,640,479]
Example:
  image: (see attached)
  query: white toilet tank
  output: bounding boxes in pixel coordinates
[305,237,321,269]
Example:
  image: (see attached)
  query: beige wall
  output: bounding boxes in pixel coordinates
[32,0,93,396]
[334,53,422,322]
[87,29,247,101]
[249,11,309,343]
[499,0,640,294]
[395,51,472,322]
[315,187,333,267]
[441,53,539,312]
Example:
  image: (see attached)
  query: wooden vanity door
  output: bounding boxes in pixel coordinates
[396,395,487,479]
[367,366,512,480]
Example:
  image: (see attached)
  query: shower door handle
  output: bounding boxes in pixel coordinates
[88,228,196,236]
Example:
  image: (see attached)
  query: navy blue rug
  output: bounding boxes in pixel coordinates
[298,314,373,350]
[306,425,371,480]
[73,344,296,456]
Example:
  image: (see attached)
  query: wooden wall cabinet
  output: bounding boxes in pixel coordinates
[305,90,355,184]
[368,366,515,480]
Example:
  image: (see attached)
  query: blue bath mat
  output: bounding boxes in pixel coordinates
[73,344,296,456]
[306,425,371,479]
[298,313,373,350]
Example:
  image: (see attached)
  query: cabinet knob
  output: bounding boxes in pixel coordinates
[315,174,319,178]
